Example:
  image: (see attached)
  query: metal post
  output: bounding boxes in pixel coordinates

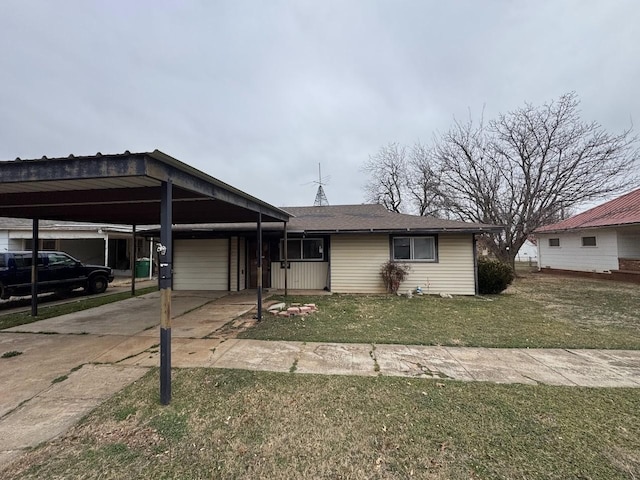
[31,218,39,317]
[159,180,173,405]
[104,233,109,269]
[283,221,288,297]
[131,225,136,296]
[473,235,479,295]
[149,238,154,278]
[257,211,262,321]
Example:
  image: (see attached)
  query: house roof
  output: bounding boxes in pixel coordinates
[535,188,640,233]
[283,204,500,233]
[168,204,502,235]
[0,217,132,233]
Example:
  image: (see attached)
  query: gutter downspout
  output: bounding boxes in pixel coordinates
[31,218,39,317]
[284,221,288,297]
[256,211,262,321]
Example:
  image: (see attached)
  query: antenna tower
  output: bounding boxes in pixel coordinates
[313,163,329,206]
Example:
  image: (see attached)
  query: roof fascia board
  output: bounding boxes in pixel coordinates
[0,155,148,183]
[536,222,640,234]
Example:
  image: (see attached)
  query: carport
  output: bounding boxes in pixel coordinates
[0,150,290,404]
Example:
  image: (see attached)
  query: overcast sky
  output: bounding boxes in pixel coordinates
[1,0,638,209]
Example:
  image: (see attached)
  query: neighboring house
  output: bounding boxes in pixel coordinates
[0,217,153,275]
[165,204,501,295]
[516,238,538,263]
[535,188,640,279]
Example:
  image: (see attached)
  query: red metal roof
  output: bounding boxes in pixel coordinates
[536,188,640,233]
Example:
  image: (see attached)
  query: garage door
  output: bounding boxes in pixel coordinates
[173,239,228,290]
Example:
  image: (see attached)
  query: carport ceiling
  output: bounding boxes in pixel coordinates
[0,150,289,225]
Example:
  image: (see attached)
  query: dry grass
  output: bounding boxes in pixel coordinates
[240,274,640,349]
[4,368,640,479]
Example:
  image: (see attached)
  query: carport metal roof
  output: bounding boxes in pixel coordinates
[0,150,290,224]
[0,149,288,405]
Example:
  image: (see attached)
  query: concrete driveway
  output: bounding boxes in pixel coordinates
[0,290,258,468]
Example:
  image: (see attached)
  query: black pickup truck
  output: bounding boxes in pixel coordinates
[0,251,114,300]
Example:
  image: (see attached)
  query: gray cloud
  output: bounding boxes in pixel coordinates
[1,0,638,208]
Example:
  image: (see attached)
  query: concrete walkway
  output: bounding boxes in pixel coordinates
[1,291,640,471]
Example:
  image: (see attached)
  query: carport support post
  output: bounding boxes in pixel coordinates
[159,180,173,405]
[131,225,136,296]
[283,221,288,297]
[257,211,262,321]
[31,218,39,317]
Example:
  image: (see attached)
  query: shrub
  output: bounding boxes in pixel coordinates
[380,261,411,294]
[477,259,514,294]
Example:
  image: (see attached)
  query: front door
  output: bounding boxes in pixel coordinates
[247,240,270,289]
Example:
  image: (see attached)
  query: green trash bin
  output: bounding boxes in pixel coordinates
[135,259,150,278]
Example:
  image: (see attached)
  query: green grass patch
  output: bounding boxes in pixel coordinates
[0,287,157,331]
[51,375,68,384]
[5,368,640,479]
[240,275,640,349]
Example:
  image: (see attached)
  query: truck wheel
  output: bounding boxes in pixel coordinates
[88,275,108,294]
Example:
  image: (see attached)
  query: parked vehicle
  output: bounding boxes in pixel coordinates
[0,251,114,300]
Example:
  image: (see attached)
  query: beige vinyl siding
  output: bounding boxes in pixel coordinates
[330,233,476,295]
[229,236,238,292]
[330,235,389,293]
[173,239,229,291]
[400,235,475,295]
[271,261,328,289]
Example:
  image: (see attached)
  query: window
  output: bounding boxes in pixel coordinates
[280,238,324,261]
[392,236,437,261]
[581,236,597,247]
[24,239,58,250]
[46,252,77,266]
[548,238,560,247]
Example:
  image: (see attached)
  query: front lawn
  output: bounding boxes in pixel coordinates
[240,274,640,349]
[5,369,639,479]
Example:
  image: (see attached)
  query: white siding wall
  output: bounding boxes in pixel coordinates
[271,261,328,289]
[229,236,238,292]
[173,239,229,290]
[0,230,8,252]
[617,227,640,258]
[330,234,476,295]
[537,229,619,272]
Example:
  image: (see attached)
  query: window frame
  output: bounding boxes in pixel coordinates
[390,235,438,263]
[279,237,325,262]
[548,238,560,247]
[581,236,597,247]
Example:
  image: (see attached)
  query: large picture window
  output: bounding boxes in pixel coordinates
[280,238,324,261]
[392,236,437,262]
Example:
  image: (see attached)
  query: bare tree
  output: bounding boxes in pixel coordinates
[362,93,638,269]
[435,92,638,267]
[406,143,446,216]
[362,142,407,213]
